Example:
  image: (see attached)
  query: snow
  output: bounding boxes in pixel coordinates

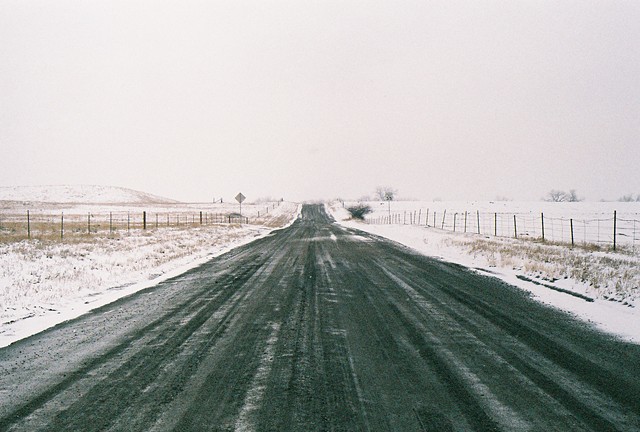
[328,201,640,344]
[0,185,179,204]
[0,198,301,348]
[2,193,637,348]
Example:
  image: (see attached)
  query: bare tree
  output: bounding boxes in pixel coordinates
[545,189,583,202]
[545,189,567,202]
[566,189,583,202]
[618,193,639,202]
[375,186,397,201]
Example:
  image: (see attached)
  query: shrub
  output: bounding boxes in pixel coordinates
[346,204,373,220]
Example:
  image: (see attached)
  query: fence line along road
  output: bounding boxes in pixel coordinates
[366,209,639,252]
[0,210,259,241]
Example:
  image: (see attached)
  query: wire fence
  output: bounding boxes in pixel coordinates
[0,210,256,242]
[365,209,639,252]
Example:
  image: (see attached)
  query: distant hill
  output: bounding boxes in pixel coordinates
[0,185,180,204]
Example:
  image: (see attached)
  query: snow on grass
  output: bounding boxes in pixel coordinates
[327,201,640,344]
[0,202,301,348]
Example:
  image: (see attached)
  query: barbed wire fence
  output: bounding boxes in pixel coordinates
[0,205,281,242]
[365,209,639,252]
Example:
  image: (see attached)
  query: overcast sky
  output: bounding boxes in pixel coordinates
[1,0,639,202]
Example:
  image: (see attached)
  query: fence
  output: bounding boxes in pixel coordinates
[365,209,640,252]
[0,210,254,241]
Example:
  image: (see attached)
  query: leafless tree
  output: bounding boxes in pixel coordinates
[566,189,583,202]
[375,186,397,201]
[545,189,582,202]
[545,189,568,202]
[618,193,640,202]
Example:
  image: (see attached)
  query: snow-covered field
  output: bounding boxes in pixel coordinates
[0,185,179,204]
[0,185,297,242]
[353,200,640,250]
[0,188,301,348]
[328,201,640,344]
[2,187,638,348]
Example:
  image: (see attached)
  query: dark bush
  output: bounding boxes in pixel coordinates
[346,204,373,220]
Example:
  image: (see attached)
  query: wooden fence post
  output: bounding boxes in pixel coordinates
[27,210,31,239]
[513,215,517,239]
[143,211,147,230]
[494,213,498,236]
[464,211,468,233]
[541,213,545,242]
[441,210,447,229]
[61,212,64,240]
[453,213,457,232]
[477,210,480,234]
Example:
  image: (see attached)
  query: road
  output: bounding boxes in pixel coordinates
[1,204,639,431]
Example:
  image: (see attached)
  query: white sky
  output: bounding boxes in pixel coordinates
[1,0,639,202]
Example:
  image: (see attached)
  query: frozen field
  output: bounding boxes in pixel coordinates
[0,197,301,347]
[0,200,295,242]
[347,200,640,251]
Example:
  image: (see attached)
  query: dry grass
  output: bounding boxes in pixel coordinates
[452,234,640,302]
[0,203,300,322]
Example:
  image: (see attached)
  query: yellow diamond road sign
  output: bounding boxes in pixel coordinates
[235,193,246,204]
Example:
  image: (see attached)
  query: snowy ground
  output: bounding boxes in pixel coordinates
[328,201,640,344]
[0,201,301,348]
[356,199,640,250]
[0,185,179,204]
[3,195,638,348]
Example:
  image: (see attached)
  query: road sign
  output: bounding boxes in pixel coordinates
[236,193,246,217]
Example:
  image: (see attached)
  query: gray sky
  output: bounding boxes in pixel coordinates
[1,0,639,202]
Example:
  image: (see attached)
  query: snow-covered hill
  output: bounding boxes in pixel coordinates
[0,185,180,204]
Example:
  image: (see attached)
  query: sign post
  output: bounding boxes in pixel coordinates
[235,192,246,217]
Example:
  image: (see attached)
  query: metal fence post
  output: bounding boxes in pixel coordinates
[570,218,574,247]
[613,210,617,251]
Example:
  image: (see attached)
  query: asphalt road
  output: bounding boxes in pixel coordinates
[1,204,639,431]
